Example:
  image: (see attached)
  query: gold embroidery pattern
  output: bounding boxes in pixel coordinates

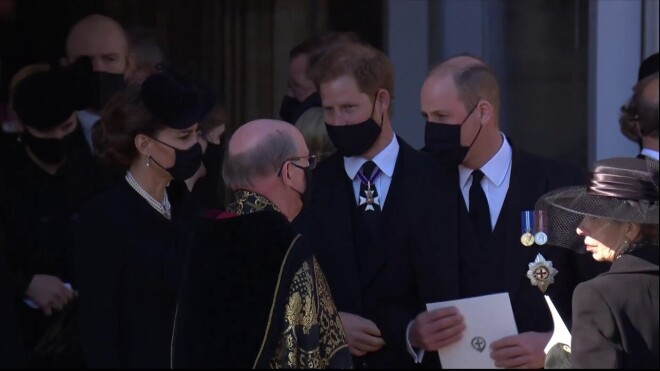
[269,257,351,368]
[228,189,281,216]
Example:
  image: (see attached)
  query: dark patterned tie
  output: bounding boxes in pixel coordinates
[358,161,381,237]
[469,170,492,240]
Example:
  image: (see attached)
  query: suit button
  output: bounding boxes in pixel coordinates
[361,361,368,368]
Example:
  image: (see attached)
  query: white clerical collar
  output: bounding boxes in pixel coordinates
[344,134,399,180]
[640,148,659,160]
[459,133,511,189]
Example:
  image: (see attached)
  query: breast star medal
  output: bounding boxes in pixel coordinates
[359,183,380,211]
[526,253,558,293]
[520,211,535,246]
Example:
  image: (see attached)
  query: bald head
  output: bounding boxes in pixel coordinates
[425,54,499,113]
[66,14,131,74]
[428,55,486,79]
[223,119,307,189]
[229,119,303,157]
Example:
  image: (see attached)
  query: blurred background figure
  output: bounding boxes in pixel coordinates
[125,25,166,86]
[3,68,94,368]
[64,13,135,153]
[294,106,335,162]
[191,103,228,209]
[279,31,360,125]
[619,53,659,160]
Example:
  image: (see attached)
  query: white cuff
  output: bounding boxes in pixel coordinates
[405,320,426,364]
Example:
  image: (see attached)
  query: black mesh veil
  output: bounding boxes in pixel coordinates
[535,157,659,253]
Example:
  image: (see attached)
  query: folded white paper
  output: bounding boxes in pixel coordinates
[543,295,572,354]
[427,292,518,369]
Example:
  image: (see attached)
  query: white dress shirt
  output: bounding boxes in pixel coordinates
[76,110,100,153]
[458,134,513,230]
[405,134,513,363]
[343,134,399,208]
[640,148,659,160]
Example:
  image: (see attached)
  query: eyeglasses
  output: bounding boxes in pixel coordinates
[277,155,318,176]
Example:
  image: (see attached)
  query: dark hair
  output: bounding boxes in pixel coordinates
[310,42,394,101]
[93,86,166,169]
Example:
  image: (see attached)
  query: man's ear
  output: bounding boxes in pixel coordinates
[376,89,391,114]
[478,100,494,126]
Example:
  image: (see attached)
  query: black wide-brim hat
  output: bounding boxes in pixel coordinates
[536,157,659,252]
[12,69,79,131]
[140,69,215,130]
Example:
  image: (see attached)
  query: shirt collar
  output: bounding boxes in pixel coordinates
[77,110,100,131]
[459,134,512,188]
[640,148,659,161]
[344,134,399,179]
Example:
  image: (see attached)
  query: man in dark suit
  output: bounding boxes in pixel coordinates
[411,55,607,368]
[619,53,658,161]
[297,42,461,368]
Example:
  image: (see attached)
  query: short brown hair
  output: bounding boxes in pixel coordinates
[290,31,361,77]
[454,64,500,113]
[310,42,394,101]
[93,86,166,169]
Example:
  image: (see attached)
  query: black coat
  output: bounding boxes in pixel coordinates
[1,132,99,364]
[297,137,460,368]
[75,180,197,368]
[456,148,609,334]
[0,244,27,368]
[571,246,659,369]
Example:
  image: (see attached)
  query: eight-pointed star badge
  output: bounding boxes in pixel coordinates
[526,253,558,293]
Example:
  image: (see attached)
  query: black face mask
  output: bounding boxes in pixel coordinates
[150,139,204,180]
[279,92,322,124]
[424,103,481,165]
[288,162,313,207]
[88,71,126,112]
[325,97,383,157]
[22,129,75,164]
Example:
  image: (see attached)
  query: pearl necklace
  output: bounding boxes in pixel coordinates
[125,171,172,220]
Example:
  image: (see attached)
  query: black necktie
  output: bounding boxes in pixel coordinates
[469,170,492,239]
[358,161,381,237]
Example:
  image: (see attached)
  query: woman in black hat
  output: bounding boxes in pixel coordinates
[3,68,96,368]
[74,70,213,368]
[537,157,659,369]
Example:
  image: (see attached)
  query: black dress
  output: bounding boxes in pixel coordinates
[75,179,198,368]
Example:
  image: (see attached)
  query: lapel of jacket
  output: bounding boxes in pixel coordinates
[314,154,363,308]
[501,148,543,297]
[355,138,408,290]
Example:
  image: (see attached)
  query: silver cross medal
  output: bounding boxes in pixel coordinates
[359,181,380,211]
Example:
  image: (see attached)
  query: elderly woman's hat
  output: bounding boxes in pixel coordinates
[535,157,659,252]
